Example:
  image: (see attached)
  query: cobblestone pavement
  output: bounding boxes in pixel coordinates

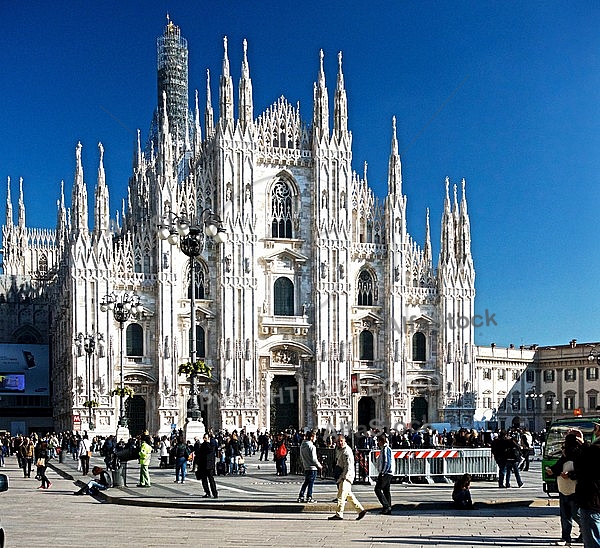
[0,453,568,547]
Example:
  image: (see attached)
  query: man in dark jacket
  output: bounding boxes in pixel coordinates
[195,433,218,498]
[574,422,600,547]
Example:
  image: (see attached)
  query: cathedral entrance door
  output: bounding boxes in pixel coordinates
[411,397,428,429]
[126,395,146,436]
[357,396,376,432]
[270,375,298,433]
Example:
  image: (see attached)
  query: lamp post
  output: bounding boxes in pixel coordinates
[526,388,544,432]
[75,333,97,430]
[158,208,227,433]
[100,292,144,432]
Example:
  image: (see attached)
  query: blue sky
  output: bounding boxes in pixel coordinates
[1,1,599,348]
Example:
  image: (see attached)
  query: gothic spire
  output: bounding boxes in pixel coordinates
[238,38,254,132]
[194,89,202,152]
[17,177,25,229]
[219,36,234,126]
[333,51,348,136]
[387,116,403,197]
[94,142,110,232]
[425,208,432,266]
[205,69,214,136]
[5,177,12,226]
[439,176,455,265]
[312,49,329,140]
[458,178,472,264]
[72,141,88,233]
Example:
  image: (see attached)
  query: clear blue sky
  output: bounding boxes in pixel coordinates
[1,1,599,348]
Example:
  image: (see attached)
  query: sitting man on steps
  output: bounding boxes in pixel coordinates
[74,465,112,496]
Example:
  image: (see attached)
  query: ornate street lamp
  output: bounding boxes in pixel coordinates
[588,345,600,365]
[158,208,227,426]
[75,333,99,430]
[525,388,544,432]
[100,292,144,431]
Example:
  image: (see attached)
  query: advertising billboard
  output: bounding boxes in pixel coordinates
[0,344,49,396]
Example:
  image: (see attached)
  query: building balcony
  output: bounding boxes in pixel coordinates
[260,314,311,335]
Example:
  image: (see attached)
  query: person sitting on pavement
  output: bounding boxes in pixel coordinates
[74,465,112,495]
[452,473,474,509]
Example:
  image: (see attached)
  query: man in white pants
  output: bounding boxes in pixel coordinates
[328,435,367,521]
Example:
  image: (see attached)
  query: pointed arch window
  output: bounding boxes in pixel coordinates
[189,325,206,359]
[359,330,374,361]
[271,179,293,238]
[274,277,294,316]
[412,332,426,362]
[38,254,48,275]
[126,324,143,356]
[188,260,206,300]
[357,270,374,306]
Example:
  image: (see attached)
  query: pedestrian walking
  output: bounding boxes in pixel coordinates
[195,433,218,499]
[328,435,366,521]
[19,436,34,478]
[546,430,583,545]
[78,433,92,475]
[159,435,169,468]
[374,433,393,514]
[137,435,153,487]
[172,435,190,484]
[504,432,524,488]
[34,440,52,489]
[574,421,600,547]
[491,431,509,488]
[297,431,322,503]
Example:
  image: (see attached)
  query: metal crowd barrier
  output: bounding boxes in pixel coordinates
[368,447,497,483]
[290,446,497,484]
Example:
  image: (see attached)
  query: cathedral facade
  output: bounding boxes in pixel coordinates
[0,21,477,437]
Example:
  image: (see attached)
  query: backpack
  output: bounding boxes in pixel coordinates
[505,443,521,461]
[275,443,288,458]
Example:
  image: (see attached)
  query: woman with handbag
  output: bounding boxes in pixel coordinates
[78,433,92,475]
[34,440,52,489]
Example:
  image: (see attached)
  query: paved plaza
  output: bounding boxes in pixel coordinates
[0,451,569,547]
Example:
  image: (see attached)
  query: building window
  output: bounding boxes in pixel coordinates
[545,396,557,411]
[273,277,294,316]
[543,370,555,383]
[359,330,374,361]
[189,325,206,358]
[188,260,205,300]
[357,270,374,306]
[271,180,293,238]
[512,370,520,381]
[499,399,507,411]
[564,395,575,410]
[511,396,520,411]
[587,367,599,381]
[526,370,534,383]
[497,369,506,380]
[589,394,598,411]
[412,332,426,362]
[483,369,491,380]
[126,324,143,356]
[565,369,577,382]
[39,254,48,275]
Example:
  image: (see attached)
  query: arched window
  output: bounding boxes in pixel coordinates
[188,260,205,300]
[126,324,143,356]
[271,179,293,238]
[359,330,374,361]
[274,277,294,316]
[412,332,426,362]
[38,254,48,275]
[357,270,374,306]
[189,325,206,358]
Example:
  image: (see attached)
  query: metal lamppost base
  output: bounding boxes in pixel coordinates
[183,418,206,441]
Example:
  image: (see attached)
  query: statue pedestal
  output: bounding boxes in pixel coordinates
[116,423,129,442]
[183,418,205,442]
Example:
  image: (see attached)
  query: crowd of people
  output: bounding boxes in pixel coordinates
[1,423,599,545]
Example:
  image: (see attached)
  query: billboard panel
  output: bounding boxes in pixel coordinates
[0,344,49,396]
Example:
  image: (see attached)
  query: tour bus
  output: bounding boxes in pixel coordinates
[542,416,600,495]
